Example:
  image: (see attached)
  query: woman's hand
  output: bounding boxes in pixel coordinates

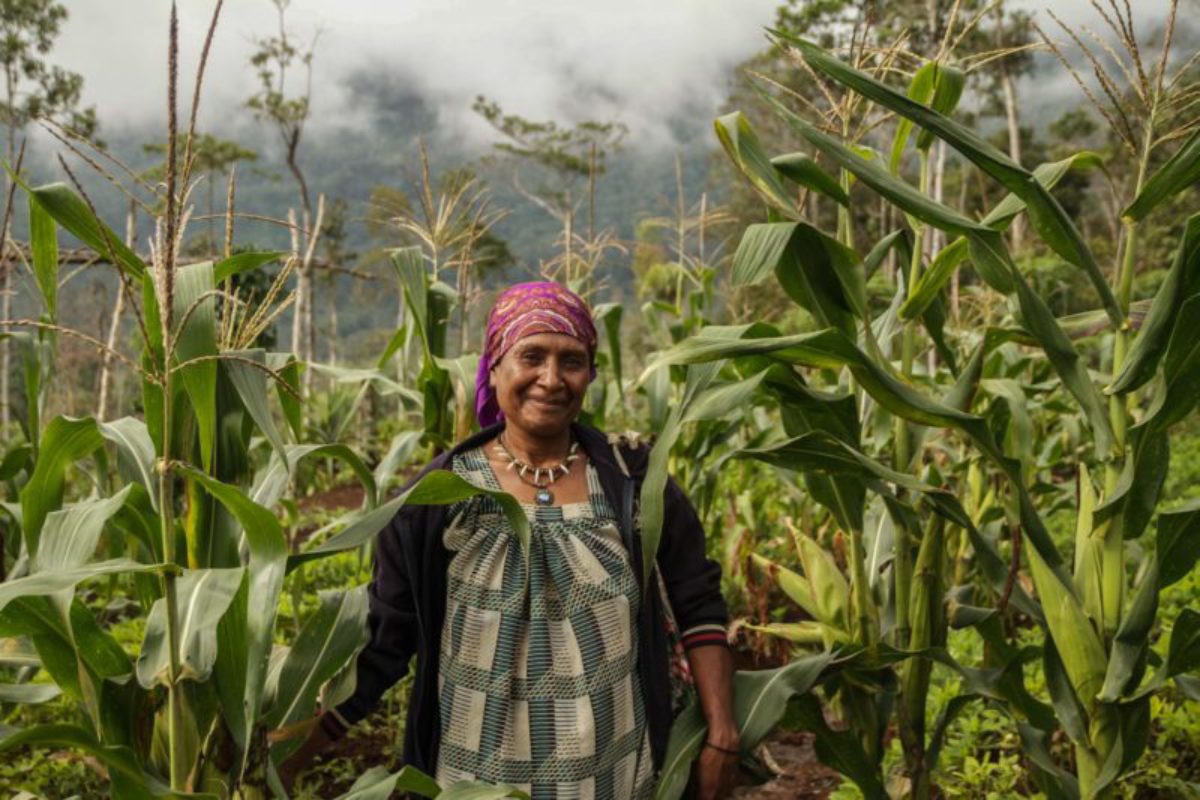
[693,730,741,800]
[686,645,740,798]
[271,716,335,795]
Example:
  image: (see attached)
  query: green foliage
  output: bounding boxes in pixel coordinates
[0,0,98,137]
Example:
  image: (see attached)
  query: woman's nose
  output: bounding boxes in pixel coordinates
[537,359,565,388]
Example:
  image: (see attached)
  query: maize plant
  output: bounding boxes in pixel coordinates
[0,6,537,798]
[646,20,1200,800]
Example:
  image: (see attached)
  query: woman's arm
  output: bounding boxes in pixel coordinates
[688,644,740,800]
[655,475,739,798]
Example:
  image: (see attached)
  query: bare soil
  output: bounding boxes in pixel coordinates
[733,731,841,799]
[298,484,366,512]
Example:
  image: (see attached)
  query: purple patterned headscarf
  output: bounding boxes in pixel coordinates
[474,281,598,427]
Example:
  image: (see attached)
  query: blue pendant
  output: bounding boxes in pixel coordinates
[535,489,554,506]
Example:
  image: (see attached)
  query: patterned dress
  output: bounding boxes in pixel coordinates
[435,446,655,799]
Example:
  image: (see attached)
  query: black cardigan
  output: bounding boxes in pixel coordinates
[330,421,729,774]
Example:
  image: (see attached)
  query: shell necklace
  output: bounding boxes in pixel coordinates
[493,434,580,506]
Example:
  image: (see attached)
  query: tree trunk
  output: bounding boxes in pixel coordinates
[0,215,9,431]
[930,141,947,257]
[2,69,16,429]
[952,161,969,319]
[97,206,137,420]
[327,275,338,366]
[294,197,324,392]
[288,208,303,358]
[1001,63,1024,253]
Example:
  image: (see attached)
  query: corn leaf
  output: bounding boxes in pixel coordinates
[653,699,705,800]
[1168,609,1200,677]
[0,596,134,705]
[29,193,58,319]
[266,587,369,732]
[916,64,965,150]
[1098,561,1160,701]
[779,33,1122,326]
[714,112,797,216]
[593,302,625,403]
[783,224,863,329]
[1123,127,1200,222]
[252,443,377,513]
[437,781,531,800]
[1157,499,1200,588]
[288,469,528,570]
[223,348,290,468]
[790,692,888,797]
[1111,215,1200,393]
[0,559,166,617]
[181,468,287,756]
[1018,723,1081,800]
[0,683,60,704]
[901,152,1104,322]
[332,765,442,800]
[744,621,850,647]
[1025,540,1107,709]
[890,60,966,168]
[639,362,749,578]
[1072,465,1104,627]
[766,365,867,534]
[392,246,429,353]
[734,650,836,748]
[795,532,850,629]
[212,250,285,284]
[267,352,304,439]
[136,567,245,688]
[173,261,219,470]
[18,416,104,557]
[374,430,424,492]
[1043,640,1090,743]
[754,83,1016,295]
[756,83,1116,456]
[24,182,147,280]
[732,222,865,339]
[648,326,1071,576]
[0,723,173,800]
[750,553,819,620]
[35,488,133,587]
[99,417,159,511]
[770,152,849,205]
[655,652,837,800]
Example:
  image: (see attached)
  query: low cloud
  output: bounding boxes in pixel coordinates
[52,0,780,152]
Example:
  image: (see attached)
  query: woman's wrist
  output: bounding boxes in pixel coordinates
[704,721,740,750]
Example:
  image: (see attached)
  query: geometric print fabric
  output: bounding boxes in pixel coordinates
[436,446,655,799]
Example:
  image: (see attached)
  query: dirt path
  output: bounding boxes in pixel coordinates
[733,731,842,799]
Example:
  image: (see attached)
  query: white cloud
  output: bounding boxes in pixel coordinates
[52,0,780,150]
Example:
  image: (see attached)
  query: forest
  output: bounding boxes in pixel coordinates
[1,0,1199,797]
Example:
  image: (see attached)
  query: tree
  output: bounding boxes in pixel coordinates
[979,1,1036,251]
[0,0,98,427]
[319,196,352,365]
[247,0,318,366]
[142,133,257,255]
[472,96,625,287]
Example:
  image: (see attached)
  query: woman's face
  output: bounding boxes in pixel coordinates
[490,332,591,438]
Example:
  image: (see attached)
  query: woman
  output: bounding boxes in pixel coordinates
[283,283,737,799]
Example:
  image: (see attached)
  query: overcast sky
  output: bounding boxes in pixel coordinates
[49,0,1173,152]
